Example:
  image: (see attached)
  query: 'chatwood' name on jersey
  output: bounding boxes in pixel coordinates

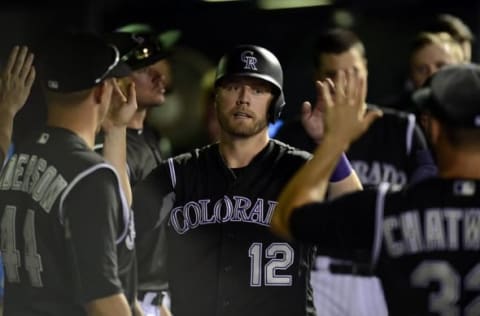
[0,153,68,213]
[170,196,278,234]
[383,208,480,257]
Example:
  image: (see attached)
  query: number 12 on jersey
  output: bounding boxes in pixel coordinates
[248,242,294,287]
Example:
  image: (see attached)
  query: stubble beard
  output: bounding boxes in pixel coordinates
[217,111,268,138]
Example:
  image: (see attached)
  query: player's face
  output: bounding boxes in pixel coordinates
[410,42,460,89]
[130,59,169,109]
[215,77,273,138]
[316,48,368,85]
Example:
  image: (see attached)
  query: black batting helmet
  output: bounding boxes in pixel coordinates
[106,24,169,71]
[215,45,285,123]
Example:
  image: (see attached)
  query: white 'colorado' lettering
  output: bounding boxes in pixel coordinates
[170,195,278,234]
[352,160,407,187]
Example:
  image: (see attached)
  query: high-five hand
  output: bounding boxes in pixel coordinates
[0,45,36,115]
[320,70,381,149]
[300,78,334,144]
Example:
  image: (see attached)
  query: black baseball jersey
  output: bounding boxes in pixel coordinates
[95,127,168,296]
[0,127,136,316]
[95,127,162,186]
[275,105,437,188]
[134,140,316,316]
[290,177,480,315]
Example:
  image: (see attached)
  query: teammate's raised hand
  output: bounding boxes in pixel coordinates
[300,101,324,144]
[101,79,137,207]
[301,78,334,144]
[320,70,381,148]
[103,80,137,131]
[0,45,36,115]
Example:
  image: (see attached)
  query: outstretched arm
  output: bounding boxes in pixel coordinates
[271,71,381,240]
[102,80,137,206]
[0,46,35,164]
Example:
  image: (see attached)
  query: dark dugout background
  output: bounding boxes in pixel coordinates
[1,0,478,152]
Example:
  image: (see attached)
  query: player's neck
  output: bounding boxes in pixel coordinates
[437,148,480,179]
[127,108,147,130]
[219,131,269,168]
[46,104,97,149]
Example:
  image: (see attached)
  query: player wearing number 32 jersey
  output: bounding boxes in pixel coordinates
[132,45,362,316]
[272,64,480,316]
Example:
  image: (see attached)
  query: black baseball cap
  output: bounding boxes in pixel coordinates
[106,29,169,71]
[413,63,480,128]
[39,32,131,93]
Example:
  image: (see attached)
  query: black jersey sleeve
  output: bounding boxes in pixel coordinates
[126,130,159,187]
[290,190,378,261]
[62,167,123,304]
[132,162,175,236]
[407,122,438,184]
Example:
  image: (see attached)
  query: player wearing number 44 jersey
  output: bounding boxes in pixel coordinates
[133,45,362,316]
[272,63,480,315]
[0,32,139,316]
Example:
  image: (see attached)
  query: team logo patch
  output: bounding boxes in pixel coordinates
[453,180,475,196]
[131,33,145,45]
[38,133,50,144]
[241,50,258,71]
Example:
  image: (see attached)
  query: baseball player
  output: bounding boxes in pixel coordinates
[0,46,35,167]
[272,63,480,315]
[275,29,439,316]
[132,44,362,316]
[276,28,436,189]
[0,32,138,316]
[98,26,170,185]
[99,26,173,316]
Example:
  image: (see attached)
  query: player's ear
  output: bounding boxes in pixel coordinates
[92,81,111,105]
[426,115,441,146]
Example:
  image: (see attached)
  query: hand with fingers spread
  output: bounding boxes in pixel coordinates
[271,70,380,241]
[301,78,334,144]
[0,45,36,163]
[0,45,36,115]
[301,101,324,144]
[320,70,382,150]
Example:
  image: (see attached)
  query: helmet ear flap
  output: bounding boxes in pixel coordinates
[269,90,285,123]
[214,44,285,123]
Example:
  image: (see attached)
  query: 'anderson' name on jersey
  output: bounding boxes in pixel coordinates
[0,153,68,213]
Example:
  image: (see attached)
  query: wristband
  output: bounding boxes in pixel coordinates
[330,153,352,182]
